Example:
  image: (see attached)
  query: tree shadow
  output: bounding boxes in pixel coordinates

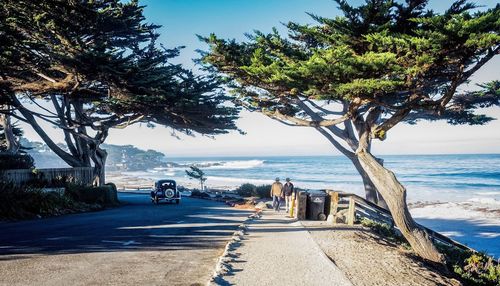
[415,217,500,258]
[0,196,253,260]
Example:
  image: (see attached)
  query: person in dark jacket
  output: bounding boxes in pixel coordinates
[283,177,294,213]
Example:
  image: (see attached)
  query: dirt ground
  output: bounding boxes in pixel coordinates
[302,221,462,286]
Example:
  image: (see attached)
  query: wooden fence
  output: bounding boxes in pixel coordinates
[1,167,94,186]
[297,190,474,252]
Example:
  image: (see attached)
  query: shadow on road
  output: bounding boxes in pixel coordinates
[0,195,253,259]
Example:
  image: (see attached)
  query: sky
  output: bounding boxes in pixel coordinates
[21,0,500,157]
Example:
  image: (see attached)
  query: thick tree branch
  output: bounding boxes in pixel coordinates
[262,108,348,127]
[315,127,355,158]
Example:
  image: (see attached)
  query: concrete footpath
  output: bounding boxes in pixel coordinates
[214,210,353,286]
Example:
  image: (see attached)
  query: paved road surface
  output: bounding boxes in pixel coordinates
[0,193,251,286]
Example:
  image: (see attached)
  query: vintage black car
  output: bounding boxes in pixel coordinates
[150,179,181,204]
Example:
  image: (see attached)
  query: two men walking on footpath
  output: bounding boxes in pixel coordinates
[270,177,294,212]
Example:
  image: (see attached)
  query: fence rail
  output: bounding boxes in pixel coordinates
[320,190,475,252]
[1,167,94,186]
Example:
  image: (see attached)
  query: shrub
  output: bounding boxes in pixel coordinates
[0,180,119,220]
[65,184,119,206]
[235,183,272,198]
[236,183,255,197]
[361,217,500,285]
[439,245,500,286]
[0,153,35,170]
[360,218,408,246]
[191,190,210,198]
[0,181,80,220]
[255,184,272,199]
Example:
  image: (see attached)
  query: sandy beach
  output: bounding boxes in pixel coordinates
[107,170,500,258]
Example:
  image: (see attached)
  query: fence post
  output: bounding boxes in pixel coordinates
[296,191,307,220]
[347,196,356,226]
[327,191,339,223]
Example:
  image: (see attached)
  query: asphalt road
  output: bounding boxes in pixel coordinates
[0,193,252,286]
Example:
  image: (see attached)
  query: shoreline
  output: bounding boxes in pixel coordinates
[107,170,500,258]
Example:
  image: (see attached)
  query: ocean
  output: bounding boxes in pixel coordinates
[129,154,500,204]
[121,154,500,257]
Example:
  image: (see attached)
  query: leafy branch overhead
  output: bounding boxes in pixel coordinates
[201,0,499,264]
[201,0,499,141]
[0,0,240,185]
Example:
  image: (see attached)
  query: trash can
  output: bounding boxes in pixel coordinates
[306,190,327,220]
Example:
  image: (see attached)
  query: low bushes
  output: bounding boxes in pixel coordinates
[0,153,34,170]
[191,189,210,198]
[361,217,500,285]
[235,183,272,199]
[360,218,408,246]
[439,246,500,286]
[65,183,119,206]
[0,180,119,220]
[0,181,85,220]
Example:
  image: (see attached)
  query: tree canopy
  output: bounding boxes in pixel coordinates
[0,0,240,184]
[201,0,499,263]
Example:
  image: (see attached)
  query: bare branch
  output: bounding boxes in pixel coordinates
[263,109,348,127]
[315,127,355,158]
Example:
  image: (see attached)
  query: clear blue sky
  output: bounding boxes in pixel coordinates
[22,0,500,157]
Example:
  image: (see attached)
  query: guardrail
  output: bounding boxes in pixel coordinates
[298,190,474,253]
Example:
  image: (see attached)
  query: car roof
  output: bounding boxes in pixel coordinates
[156,179,176,184]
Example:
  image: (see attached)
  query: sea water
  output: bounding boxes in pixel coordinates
[135,154,500,204]
[125,154,500,257]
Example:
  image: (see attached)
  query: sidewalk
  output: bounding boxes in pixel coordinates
[215,210,353,286]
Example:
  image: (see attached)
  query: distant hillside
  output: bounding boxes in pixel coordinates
[103,144,167,171]
[21,139,167,171]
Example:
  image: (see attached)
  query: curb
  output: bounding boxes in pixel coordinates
[207,210,262,286]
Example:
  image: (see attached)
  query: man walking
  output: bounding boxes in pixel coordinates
[283,178,294,213]
[270,177,283,212]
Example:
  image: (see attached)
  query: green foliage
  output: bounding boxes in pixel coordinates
[65,184,119,207]
[0,153,34,170]
[361,219,500,285]
[236,183,272,198]
[202,0,499,136]
[0,181,101,220]
[360,218,408,246]
[185,165,207,189]
[0,0,239,173]
[235,183,255,197]
[439,245,500,286]
[190,190,210,198]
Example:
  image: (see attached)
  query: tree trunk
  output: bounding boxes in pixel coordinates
[351,156,378,204]
[356,149,444,264]
[13,98,84,167]
[91,147,107,186]
[0,109,20,154]
[350,156,388,209]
